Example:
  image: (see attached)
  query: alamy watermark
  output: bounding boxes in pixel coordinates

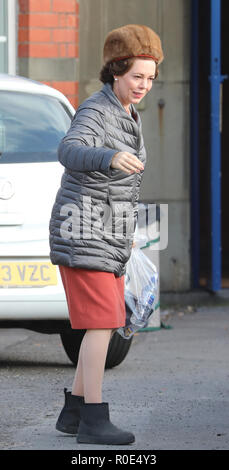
[59,196,168,250]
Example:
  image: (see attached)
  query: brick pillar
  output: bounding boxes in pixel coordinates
[18,0,79,109]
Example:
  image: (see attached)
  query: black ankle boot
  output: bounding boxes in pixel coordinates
[77,402,135,445]
[56,388,84,434]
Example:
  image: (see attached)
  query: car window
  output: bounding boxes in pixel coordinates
[0,91,72,163]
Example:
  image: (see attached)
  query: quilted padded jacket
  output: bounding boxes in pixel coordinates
[49,82,146,277]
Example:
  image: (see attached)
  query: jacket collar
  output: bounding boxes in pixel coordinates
[101,82,141,126]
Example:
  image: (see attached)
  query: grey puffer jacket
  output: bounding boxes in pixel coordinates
[49,82,146,277]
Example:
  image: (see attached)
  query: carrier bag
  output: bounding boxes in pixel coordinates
[117,246,158,339]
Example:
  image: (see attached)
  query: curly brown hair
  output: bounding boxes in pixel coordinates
[99,57,158,84]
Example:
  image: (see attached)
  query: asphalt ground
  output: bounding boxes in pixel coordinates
[0,298,228,452]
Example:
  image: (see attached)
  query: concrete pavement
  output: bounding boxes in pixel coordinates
[0,296,228,450]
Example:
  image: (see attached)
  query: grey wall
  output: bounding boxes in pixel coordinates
[79,0,191,291]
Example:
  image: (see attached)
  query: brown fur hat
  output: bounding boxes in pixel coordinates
[103,24,164,65]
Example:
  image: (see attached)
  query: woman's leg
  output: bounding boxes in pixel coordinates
[72,328,112,403]
[71,328,134,445]
[71,336,84,397]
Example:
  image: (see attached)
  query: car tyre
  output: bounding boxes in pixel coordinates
[105,330,133,369]
[60,329,133,369]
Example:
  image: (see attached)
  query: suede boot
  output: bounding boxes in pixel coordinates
[77,402,135,445]
[56,388,84,434]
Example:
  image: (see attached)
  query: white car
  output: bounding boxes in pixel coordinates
[0,74,133,367]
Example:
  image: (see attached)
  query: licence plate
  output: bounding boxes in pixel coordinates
[0,261,58,287]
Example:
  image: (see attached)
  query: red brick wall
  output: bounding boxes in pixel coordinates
[18,0,79,108]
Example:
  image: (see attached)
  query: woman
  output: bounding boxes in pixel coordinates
[49,24,163,445]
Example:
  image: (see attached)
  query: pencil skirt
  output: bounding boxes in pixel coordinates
[59,265,126,329]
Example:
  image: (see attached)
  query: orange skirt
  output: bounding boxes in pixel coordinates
[59,266,126,329]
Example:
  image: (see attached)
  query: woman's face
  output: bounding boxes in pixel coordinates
[113,58,156,113]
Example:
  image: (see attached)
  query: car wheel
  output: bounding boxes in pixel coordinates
[105,331,133,369]
[60,329,133,369]
[60,329,86,366]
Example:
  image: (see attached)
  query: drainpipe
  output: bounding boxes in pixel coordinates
[190,0,200,288]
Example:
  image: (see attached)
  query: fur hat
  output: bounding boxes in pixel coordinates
[103,24,164,65]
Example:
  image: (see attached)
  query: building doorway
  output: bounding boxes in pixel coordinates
[198,0,229,288]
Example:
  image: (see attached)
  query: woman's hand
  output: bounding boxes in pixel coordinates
[111,151,144,174]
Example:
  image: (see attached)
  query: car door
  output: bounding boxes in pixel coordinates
[0,89,72,287]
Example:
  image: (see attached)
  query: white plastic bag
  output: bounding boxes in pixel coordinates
[117,247,159,339]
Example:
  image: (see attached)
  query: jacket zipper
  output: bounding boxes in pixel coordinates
[131,173,137,204]
[132,126,142,204]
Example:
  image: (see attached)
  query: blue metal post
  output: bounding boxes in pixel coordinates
[190,0,200,288]
[209,0,226,291]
